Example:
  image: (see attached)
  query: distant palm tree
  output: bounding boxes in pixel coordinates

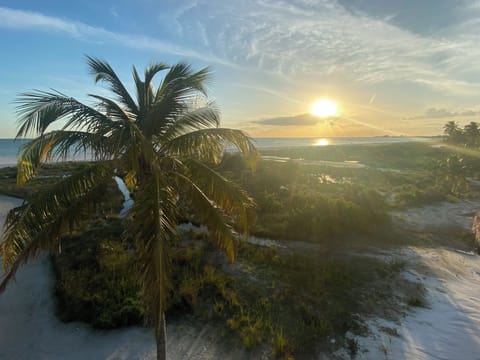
[0,56,257,360]
[443,120,463,144]
[464,121,480,148]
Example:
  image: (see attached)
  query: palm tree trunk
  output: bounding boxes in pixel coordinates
[156,312,167,360]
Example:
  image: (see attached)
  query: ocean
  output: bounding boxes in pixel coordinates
[251,136,434,149]
[0,139,30,167]
[0,137,435,167]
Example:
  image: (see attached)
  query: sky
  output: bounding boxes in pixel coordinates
[1,0,480,138]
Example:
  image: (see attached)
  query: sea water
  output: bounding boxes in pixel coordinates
[251,136,433,149]
[0,137,434,167]
[0,138,92,168]
[0,139,29,167]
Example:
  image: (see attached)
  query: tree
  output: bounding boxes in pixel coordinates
[464,121,480,148]
[443,120,463,144]
[0,56,257,359]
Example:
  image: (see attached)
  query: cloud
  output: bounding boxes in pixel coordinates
[232,83,304,104]
[255,113,325,126]
[0,6,234,67]
[5,2,480,97]
[405,107,480,120]
[166,0,480,94]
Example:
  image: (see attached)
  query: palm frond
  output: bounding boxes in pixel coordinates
[16,130,111,184]
[160,104,220,141]
[176,172,238,261]
[132,66,146,118]
[86,55,138,115]
[88,94,135,124]
[156,64,211,101]
[119,120,161,175]
[0,162,113,293]
[138,64,213,139]
[128,172,177,329]
[135,63,169,117]
[163,128,259,168]
[141,96,186,140]
[183,158,255,235]
[15,90,116,138]
[145,62,169,87]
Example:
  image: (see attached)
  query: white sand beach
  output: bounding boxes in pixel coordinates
[335,202,480,359]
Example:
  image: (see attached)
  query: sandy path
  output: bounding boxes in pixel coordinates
[337,201,480,360]
[0,195,258,360]
[343,247,480,360]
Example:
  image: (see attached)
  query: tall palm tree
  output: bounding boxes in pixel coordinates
[0,56,257,359]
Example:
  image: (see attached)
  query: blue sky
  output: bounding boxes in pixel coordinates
[1,0,480,138]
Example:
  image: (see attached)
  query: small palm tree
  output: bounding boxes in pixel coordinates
[0,56,257,359]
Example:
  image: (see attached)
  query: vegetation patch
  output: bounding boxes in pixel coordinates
[52,218,146,328]
[51,219,414,358]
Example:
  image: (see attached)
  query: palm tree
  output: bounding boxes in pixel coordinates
[0,56,257,360]
[464,121,480,148]
[443,120,463,144]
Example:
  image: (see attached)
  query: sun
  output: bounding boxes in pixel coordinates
[311,99,338,118]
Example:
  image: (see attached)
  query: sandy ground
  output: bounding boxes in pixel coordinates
[336,246,480,360]
[0,195,262,360]
[334,201,480,360]
[392,200,480,233]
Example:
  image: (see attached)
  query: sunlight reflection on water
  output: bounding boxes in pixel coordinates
[313,138,329,146]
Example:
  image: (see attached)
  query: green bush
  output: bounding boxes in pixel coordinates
[52,219,146,328]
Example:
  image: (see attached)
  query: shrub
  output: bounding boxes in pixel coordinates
[52,219,146,328]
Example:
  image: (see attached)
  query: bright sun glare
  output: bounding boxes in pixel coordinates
[314,138,329,146]
[311,99,338,118]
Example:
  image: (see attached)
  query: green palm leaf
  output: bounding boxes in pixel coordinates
[86,55,138,115]
[128,173,176,327]
[17,130,111,184]
[175,172,238,261]
[1,162,113,292]
[183,158,255,235]
[15,90,118,138]
[160,104,220,141]
[164,128,258,167]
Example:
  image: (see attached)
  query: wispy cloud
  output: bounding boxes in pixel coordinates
[167,0,480,95]
[405,107,480,120]
[255,113,327,126]
[233,84,304,104]
[0,6,233,67]
[4,2,480,108]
